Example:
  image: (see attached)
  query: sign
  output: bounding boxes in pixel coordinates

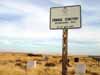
[50,5,81,29]
[27,61,37,69]
[49,5,82,75]
[75,64,86,75]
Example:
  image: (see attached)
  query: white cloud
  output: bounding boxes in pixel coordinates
[0,0,62,39]
[0,0,100,55]
[0,40,11,45]
[0,0,99,42]
[50,0,82,5]
[69,26,100,42]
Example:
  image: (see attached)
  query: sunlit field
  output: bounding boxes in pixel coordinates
[0,53,99,75]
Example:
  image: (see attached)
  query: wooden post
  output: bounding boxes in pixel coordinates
[25,65,28,75]
[62,29,68,75]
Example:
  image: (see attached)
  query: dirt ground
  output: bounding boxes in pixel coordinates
[0,53,99,75]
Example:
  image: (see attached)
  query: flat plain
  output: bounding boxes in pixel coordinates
[0,52,99,75]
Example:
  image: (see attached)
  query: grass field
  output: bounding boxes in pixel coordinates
[0,53,99,75]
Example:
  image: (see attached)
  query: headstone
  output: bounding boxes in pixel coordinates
[33,61,37,68]
[27,61,37,69]
[75,64,86,75]
[44,56,48,61]
[74,58,79,62]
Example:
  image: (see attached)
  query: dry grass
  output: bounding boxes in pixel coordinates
[0,53,99,75]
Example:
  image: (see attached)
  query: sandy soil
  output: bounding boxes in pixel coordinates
[0,53,99,75]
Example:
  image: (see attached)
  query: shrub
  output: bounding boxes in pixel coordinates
[45,62,56,67]
[91,72,99,75]
[27,53,42,57]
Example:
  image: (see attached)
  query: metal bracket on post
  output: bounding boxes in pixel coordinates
[62,29,68,75]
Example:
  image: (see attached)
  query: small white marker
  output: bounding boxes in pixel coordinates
[27,61,37,69]
[75,63,86,75]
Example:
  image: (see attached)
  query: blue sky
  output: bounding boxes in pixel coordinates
[0,0,100,55]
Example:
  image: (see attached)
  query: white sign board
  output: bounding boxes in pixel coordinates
[75,64,86,75]
[50,5,81,29]
[27,61,37,69]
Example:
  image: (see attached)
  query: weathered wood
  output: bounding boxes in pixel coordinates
[62,29,68,75]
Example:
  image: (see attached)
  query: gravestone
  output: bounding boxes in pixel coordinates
[75,63,86,75]
[74,58,79,62]
[27,61,37,69]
